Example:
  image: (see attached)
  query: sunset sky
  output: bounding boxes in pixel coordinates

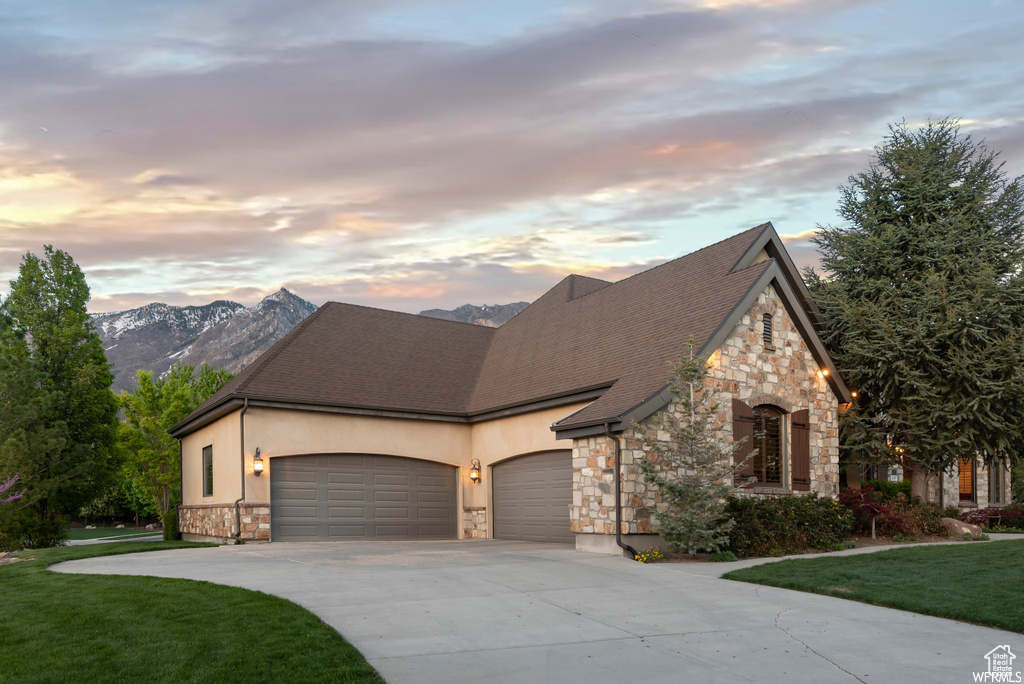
[1,0,1022,313]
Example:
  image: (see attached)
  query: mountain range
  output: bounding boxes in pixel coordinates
[92,291,528,392]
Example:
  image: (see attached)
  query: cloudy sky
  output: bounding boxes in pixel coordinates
[1,0,1022,313]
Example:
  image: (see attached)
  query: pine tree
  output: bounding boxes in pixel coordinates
[808,119,1024,500]
[634,344,749,555]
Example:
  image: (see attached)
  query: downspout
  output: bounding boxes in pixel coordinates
[604,423,637,559]
[234,398,249,540]
[177,439,183,532]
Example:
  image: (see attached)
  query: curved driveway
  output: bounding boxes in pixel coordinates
[54,540,1022,683]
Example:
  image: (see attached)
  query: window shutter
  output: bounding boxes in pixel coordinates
[791,409,811,491]
[733,398,755,485]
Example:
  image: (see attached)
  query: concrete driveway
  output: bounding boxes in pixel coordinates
[54,540,1022,683]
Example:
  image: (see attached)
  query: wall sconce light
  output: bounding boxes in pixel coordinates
[253,447,264,477]
[469,459,481,484]
[851,390,858,398]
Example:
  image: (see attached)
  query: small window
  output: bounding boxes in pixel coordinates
[203,445,214,497]
[958,457,975,502]
[988,461,1005,505]
[762,313,773,348]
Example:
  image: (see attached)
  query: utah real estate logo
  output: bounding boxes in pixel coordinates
[974,646,1020,683]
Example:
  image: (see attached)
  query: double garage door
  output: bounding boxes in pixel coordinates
[270,454,457,541]
[269,451,572,543]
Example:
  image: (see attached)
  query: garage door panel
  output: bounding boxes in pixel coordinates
[271,454,456,541]
[328,490,364,501]
[493,451,573,544]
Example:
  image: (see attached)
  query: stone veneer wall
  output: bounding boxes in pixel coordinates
[179,503,270,542]
[925,456,1011,509]
[570,284,841,537]
[463,507,487,538]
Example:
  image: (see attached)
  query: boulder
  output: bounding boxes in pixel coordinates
[145,523,156,530]
[85,525,95,530]
[941,517,983,537]
[115,524,125,529]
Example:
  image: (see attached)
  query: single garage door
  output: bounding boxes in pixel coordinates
[492,450,573,543]
[270,454,457,541]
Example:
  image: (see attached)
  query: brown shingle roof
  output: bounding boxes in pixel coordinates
[173,224,784,435]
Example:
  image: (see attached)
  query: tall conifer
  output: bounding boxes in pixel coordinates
[809,119,1024,500]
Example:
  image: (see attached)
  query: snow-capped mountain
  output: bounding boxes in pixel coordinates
[93,291,530,392]
[418,302,529,327]
[92,289,316,392]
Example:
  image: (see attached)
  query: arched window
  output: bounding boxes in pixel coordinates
[752,405,783,485]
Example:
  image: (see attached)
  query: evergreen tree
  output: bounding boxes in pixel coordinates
[634,344,749,555]
[0,311,68,549]
[117,363,233,515]
[808,119,1024,500]
[2,246,119,528]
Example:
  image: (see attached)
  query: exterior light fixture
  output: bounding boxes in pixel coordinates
[851,391,858,397]
[469,459,481,484]
[822,368,829,376]
[253,447,264,477]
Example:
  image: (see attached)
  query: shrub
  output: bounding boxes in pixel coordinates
[709,551,737,562]
[723,494,854,558]
[162,508,180,542]
[840,489,948,538]
[862,479,912,501]
[962,506,1024,529]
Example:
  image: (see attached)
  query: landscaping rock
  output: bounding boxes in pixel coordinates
[145,523,156,529]
[85,525,95,529]
[941,517,982,537]
[115,524,125,529]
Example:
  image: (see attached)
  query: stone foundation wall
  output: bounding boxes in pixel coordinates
[569,284,841,538]
[463,507,487,538]
[179,503,270,541]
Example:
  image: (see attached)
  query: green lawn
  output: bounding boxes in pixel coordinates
[724,540,1024,633]
[67,528,160,540]
[0,542,384,683]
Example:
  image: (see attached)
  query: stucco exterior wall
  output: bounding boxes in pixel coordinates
[570,284,841,541]
[179,401,588,541]
[181,412,241,504]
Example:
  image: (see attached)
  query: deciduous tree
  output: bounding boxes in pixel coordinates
[117,363,233,515]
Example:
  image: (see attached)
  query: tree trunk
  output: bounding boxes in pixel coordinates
[908,464,930,502]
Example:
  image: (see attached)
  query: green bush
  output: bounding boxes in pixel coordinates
[709,551,737,562]
[862,479,912,501]
[723,494,855,558]
[162,508,180,542]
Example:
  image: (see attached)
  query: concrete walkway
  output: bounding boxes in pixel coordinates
[54,539,1024,683]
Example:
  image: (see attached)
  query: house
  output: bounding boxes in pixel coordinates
[169,222,851,553]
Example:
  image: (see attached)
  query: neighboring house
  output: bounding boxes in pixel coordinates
[848,456,1012,510]
[170,223,851,552]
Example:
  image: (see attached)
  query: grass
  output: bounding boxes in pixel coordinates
[0,542,384,683]
[724,540,1024,633]
[67,528,159,540]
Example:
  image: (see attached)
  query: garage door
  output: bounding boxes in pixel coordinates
[492,451,573,543]
[270,454,457,541]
